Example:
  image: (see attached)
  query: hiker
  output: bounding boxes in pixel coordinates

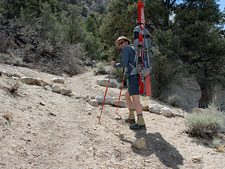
[111,36,146,130]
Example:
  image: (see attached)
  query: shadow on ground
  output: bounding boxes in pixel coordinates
[121,131,184,169]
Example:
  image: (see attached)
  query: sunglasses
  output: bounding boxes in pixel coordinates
[119,41,125,46]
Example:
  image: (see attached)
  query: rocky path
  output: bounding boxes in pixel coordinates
[0,64,224,169]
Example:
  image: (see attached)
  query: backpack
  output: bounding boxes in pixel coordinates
[129,25,153,77]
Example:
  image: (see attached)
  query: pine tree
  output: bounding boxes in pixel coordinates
[100,0,137,60]
[172,0,225,107]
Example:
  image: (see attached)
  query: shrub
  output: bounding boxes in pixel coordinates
[7,81,21,96]
[95,61,107,75]
[186,109,224,139]
[112,68,125,82]
[167,94,182,107]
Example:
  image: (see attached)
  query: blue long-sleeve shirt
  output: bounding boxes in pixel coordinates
[114,46,136,75]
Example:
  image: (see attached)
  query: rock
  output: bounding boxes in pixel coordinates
[33,79,43,86]
[52,85,61,93]
[76,94,85,99]
[44,85,52,91]
[0,71,10,77]
[85,105,94,111]
[111,100,127,108]
[68,92,75,97]
[88,99,98,107]
[20,77,36,85]
[192,157,202,163]
[149,104,161,114]
[35,78,50,87]
[84,95,89,101]
[21,77,49,87]
[97,79,119,88]
[40,101,45,106]
[52,78,65,84]
[159,76,201,110]
[161,107,174,118]
[12,76,19,80]
[61,88,72,95]
[132,137,147,150]
[11,73,21,78]
[95,95,112,105]
[143,105,149,111]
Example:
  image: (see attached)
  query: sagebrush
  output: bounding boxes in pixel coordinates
[186,106,224,139]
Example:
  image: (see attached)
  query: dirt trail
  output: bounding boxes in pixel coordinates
[0,64,224,169]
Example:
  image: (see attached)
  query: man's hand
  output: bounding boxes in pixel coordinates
[111,61,115,67]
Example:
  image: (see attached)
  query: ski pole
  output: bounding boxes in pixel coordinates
[98,68,113,123]
[115,69,126,114]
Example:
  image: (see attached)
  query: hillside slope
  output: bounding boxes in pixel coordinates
[0,64,224,169]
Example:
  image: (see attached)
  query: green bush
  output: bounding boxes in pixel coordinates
[112,68,125,82]
[186,109,224,139]
[95,62,107,75]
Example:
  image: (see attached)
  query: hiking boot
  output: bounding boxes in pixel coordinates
[125,118,135,125]
[130,124,146,130]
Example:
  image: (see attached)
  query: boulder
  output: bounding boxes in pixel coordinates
[161,107,174,118]
[52,85,61,93]
[61,88,72,95]
[159,76,201,110]
[95,95,112,105]
[97,79,119,88]
[111,100,127,108]
[149,104,161,114]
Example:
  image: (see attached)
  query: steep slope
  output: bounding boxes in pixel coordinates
[0,64,224,169]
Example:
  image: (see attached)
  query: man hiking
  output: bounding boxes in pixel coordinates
[111,36,146,130]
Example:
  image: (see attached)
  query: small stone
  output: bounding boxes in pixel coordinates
[44,85,52,91]
[143,105,149,111]
[40,102,45,106]
[68,92,75,97]
[88,99,98,107]
[132,137,147,150]
[192,157,202,163]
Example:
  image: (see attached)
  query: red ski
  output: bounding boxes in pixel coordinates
[138,1,151,96]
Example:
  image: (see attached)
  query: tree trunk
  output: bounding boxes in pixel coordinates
[199,82,212,108]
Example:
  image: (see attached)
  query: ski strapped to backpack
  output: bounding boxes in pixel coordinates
[129,1,153,96]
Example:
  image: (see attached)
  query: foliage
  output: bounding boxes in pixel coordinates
[100,0,137,60]
[186,105,224,138]
[85,14,104,60]
[0,0,105,61]
[95,61,107,75]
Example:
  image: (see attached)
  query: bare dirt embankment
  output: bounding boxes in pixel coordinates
[0,63,224,169]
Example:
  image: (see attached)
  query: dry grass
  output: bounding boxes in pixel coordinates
[1,111,13,121]
[7,81,22,96]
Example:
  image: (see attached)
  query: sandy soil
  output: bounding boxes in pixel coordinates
[0,63,224,169]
